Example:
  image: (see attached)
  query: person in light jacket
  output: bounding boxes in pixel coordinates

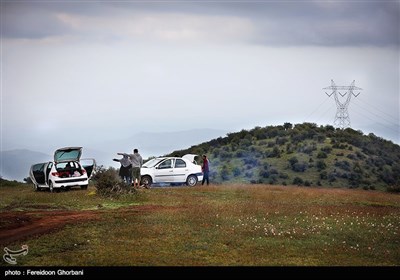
[113,154,132,184]
[118,148,143,188]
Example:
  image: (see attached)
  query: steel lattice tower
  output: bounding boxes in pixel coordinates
[323,80,362,129]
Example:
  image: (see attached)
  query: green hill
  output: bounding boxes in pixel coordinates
[167,123,400,191]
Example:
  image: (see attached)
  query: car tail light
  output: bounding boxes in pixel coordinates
[51,172,60,177]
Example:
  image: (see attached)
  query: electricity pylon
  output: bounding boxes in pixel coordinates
[323,80,362,129]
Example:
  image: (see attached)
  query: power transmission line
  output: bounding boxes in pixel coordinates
[351,107,400,136]
[353,97,399,123]
[304,95,331,123]
[352,100,399,128]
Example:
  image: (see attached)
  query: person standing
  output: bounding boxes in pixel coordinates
[113,154,132,184]
[130,149,143,188]
[119,149,143,188]
[201,154,210,186]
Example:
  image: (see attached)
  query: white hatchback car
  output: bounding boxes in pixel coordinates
[29,147,96,192]
[140,154,203,187]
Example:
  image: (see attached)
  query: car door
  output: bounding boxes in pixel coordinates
[173,158,188,183]
[80,158,96,179]
[154,159,175,183]
[30,162,49,186]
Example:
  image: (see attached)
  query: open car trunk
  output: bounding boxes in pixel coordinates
[54,147,82,163]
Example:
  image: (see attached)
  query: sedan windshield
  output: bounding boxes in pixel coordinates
[142,158,163,168]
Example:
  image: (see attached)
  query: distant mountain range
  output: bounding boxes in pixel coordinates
[0,149,50,182]
[0,129,227,182]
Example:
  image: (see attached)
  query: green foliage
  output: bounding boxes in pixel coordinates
[293,177,304,186]
[317,151,328,158]
[0,178,23,187]
[166,123,400,189]
[92,166,135,197]
[387,185,400,193]
[335,160,351,171]
[316,160,327,171]
[219,165,230,181]
[232,166,241,176]
[288,156,298,167]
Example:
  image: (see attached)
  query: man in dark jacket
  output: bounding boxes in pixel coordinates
[201,154,210,186]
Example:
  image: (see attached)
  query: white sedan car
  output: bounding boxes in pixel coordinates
[29,147,96,192]
[140,154,203,187]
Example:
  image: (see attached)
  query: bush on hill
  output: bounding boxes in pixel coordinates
[166,123,400,191]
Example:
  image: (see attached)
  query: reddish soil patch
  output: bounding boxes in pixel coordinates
[0,205,180,246]
[0,210,100,246]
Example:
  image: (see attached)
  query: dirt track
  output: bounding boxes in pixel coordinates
[0,205,176,246]
[0,210,100,245]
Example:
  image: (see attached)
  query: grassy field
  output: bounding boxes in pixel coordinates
[0,181,399,266]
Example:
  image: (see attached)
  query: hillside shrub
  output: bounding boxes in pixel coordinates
[245,171,253,179]
[279,172,289,179]
[286,143,294,154]
[293,177,304,186]
[335,160,351,171]
[92,166,134,197]
[243,157,259,167]
[267,146,281,158]
[328,172,337,182]
[233,166,241,176]
[235,149,245,158]
[288,156,298,167]
[347,154,356,160]
[264,140,273,148]
[276,137,288,145]
[316,160,327,171]
[356,151,365,159]
[321,146,332,154]
[387,185,400,193]
[298,143,317,155]
[292,162,308,172]
[220,165,230,181]
[317,151,328,158]
[269,174,278,184]
[259,169,270,179]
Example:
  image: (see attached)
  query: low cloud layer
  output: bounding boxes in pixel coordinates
[1,1,399,155]
[3,1,399,47]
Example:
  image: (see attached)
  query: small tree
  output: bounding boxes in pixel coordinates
[293,177,304,186]
[92,166,135,197]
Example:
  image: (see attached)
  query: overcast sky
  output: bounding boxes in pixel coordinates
[1,0,399,155]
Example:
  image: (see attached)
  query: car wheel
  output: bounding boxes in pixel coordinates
[49,181,54,193]
[81,185,88,190]
[141,176,152,188]
[186,175,198,187]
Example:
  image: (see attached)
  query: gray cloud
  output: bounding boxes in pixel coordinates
[1,0,399,153]
[2,1,398,47]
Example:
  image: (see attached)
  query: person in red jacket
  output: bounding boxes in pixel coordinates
[201,154,210,185]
